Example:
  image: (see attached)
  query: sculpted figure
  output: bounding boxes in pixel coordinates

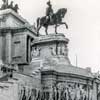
[22,87,26,100]
[62,45,68,56]
[0,0,8,10]
[81,85,87,100]
[31,47,40,58]
[0,0,19,13]
[46,0,53,22]
[57,46,61,55]
[37,1,68,35]
[8,1,14,9]
[76,84,81,100]
[70,87,76,100]
[50,47,56,56]
[13,4,19,13]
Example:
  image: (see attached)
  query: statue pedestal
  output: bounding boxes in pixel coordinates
[30,33,71,73]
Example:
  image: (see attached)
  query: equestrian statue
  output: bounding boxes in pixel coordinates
[37,0,68,36]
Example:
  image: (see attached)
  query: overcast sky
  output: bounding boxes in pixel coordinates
[0,0,100,72]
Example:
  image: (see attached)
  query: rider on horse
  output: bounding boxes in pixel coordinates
[46,0,54,22]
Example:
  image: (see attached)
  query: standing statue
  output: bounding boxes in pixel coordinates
[0,0,8,10]
[37,0,68,36]
[0,0,19,13]
[8,1,14,9]
[13,4,19,13]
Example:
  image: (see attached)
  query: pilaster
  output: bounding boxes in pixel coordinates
[92,80,97,100]
[5,30,12,64]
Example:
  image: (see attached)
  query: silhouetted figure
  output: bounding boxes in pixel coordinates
[8,1,14,9]
[46,0,53,22]
[13,4,19,13]
[0,0,19,13]
[22,88,26,100]
[0,0,8,10]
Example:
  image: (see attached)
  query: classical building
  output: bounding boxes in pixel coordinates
[0,1,100,100]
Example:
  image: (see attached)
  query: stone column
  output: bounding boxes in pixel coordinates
[5,31,12,64]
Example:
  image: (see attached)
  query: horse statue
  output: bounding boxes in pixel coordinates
[37,8,68,36]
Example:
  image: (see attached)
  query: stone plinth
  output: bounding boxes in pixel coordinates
[31,34,70,72]
[30,34,98,100]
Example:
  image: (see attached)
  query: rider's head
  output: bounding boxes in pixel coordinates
[47,1,51,6]
[11,1,14,4]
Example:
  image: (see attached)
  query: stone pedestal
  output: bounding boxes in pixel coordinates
[30,33,98,100]
[31,33,71,72]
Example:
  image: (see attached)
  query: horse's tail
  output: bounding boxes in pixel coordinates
[37,17,40,29]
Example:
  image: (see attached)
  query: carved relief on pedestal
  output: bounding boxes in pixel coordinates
[0,15,7,27]
[50,47,56,56]
[61,44,68,56]
[18,84,41,100]
[50,82,93,100]
[31,46,41,59]
[97,84,100,99]
[57,43,68,56]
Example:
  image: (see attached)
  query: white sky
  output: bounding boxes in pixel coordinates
[0,0,100,72]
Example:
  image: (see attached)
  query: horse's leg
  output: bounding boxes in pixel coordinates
[60,22,68,29]
[37,26,41,36]
[55,24,58,34]
[55,24,57,34]
[45,26,48,35]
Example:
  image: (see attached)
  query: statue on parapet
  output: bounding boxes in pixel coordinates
[13,4,19,13]
[8,1,13,9]
[37,0,68,36]
[0,0,19,13]
[0,0,8,10]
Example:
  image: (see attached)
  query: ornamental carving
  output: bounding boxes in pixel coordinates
[31,47,41,58]
[50,82,93,100]
[50,47,56,56]
[57,44,68,56]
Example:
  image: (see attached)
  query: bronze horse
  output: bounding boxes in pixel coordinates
[37,8,68,35]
